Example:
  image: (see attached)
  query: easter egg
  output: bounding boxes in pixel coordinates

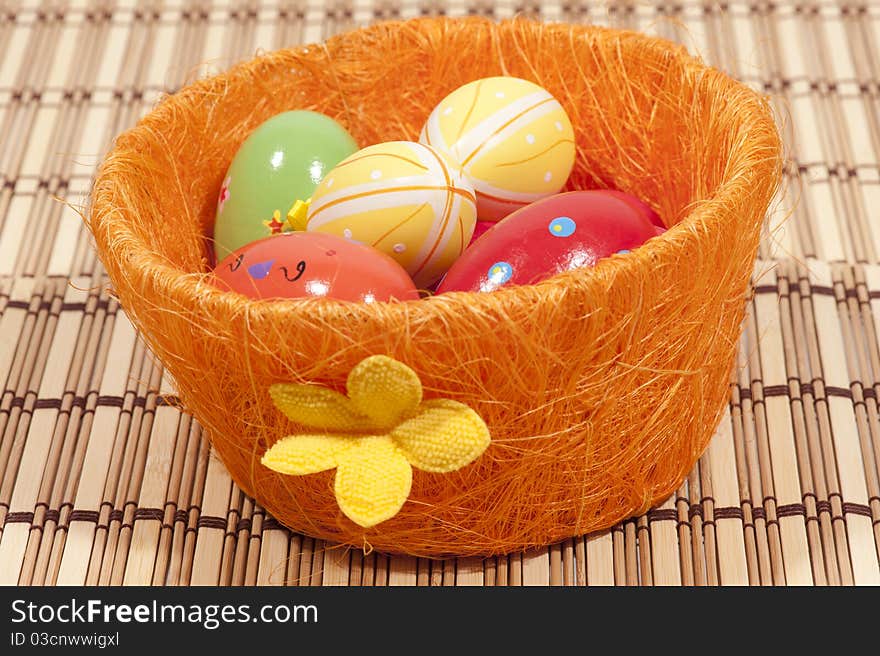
[305,141,477,288]
[598,190,665,232]
[468,220,495,247]
[212,232,419,303]
[420,76,576,222]
[213,111,358,262]
[436,191,662,294]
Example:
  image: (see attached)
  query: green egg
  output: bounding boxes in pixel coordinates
[212,110,358,261]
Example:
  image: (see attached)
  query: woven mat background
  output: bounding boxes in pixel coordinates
[1,0,880,586]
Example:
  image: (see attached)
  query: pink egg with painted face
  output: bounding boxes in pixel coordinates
[213,232,419,302]
[436,191,665,294]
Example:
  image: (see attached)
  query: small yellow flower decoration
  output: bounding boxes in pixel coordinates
[285,197,311,231]
[261,355,491,528]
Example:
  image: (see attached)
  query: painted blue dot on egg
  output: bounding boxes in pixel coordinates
[247,259,275,279]
[548,216,576,238]
[617,249,631,254]
[488,261,513,285]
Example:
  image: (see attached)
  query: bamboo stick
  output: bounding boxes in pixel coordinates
[151,412,193,585]
[685,467,707,586]
[648,496,681,586]
[122,370,182,585]
[807,259,879,583]
[742,302,782,584]
[256,513,289,586]
[0,278,59,584]
[321,545,352,586]
[674,483,695,587]
[387,554,417,587]
[752,266,813,584]
[777,262,831,585]
[455,556,484,586]
[189,451,233,585]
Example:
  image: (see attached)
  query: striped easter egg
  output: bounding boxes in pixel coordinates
[420,77,576,222]
[305,141,477,288]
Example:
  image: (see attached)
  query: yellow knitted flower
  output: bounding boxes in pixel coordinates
[262,355,491,528]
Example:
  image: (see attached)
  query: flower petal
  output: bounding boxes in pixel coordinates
[334,435,412,527]
[346,356,423,429]
[391,399,491,473]
[261,434,355,475]
[269,383,376,431]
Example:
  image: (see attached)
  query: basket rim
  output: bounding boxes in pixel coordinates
[88,16,782,325]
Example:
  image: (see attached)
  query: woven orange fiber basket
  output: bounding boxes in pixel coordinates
[87,17,782,557]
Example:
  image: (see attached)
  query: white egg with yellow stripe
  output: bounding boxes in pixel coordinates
[305,141,477,288]
[420,76,576,221]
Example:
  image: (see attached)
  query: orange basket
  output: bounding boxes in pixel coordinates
[86,17,782,557]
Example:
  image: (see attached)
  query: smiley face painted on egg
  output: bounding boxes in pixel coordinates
[212,232,419,302]
[436,191,666,294]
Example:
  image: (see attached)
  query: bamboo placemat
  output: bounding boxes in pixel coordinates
[1,0,879,586]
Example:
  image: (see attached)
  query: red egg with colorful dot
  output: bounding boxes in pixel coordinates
[597,190,666,233]
[467,220,496,247]
[436,191,664,294]
[212,232,420,302]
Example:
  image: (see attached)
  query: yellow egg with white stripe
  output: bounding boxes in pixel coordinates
[420,76,576,221]
[305,141,477,288]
